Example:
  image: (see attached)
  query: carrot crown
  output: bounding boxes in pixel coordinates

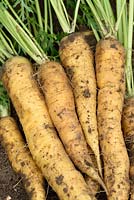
[0,0,133,97]
[115,0,134,97]
[80,0,134,97]
[49,0,81,33]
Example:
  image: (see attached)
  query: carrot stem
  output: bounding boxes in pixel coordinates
[49,0,70,33]
[101,0,115,27]
[115,0,126,35]
[35,0,43,30]
[125,0,134,97]
[48,0,53,34]
[0,4,48,64]
[85,0,108,36]
[70,0,81,33]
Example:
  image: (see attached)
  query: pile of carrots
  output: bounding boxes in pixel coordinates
[0,1,134,200]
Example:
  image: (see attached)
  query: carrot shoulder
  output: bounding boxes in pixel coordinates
[2,56,95,200]
[96,38,130,199]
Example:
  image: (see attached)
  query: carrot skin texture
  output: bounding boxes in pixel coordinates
[38,61,104,189]
[0,116,46,200]
[122,97,134,200]
[84,147,100,197]
[59,32,102,176]
[96,38,130,199]
[85,176,99,197]
[2,56,95,200]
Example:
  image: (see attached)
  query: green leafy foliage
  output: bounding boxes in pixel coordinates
[35,30,67,59]
[79,2,98,30]
[0,81,10,117]
[64,0,98,32]
[9,0,34,21]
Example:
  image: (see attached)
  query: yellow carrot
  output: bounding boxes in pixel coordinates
[2,56,96,200]
[38,61,105,190]
[59,32,102,176]
[96,37,130,199]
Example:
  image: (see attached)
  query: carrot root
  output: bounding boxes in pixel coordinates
[2,56,96,200]
[96,38,130,199]
[38,60,106,192]
[59,32,102,177]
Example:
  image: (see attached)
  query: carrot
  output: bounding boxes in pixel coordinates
[121,0,134,198]
[59,32,102,176]
[84,176,99,197]
[0,116,46,200]
[95,37,130,199]
[76,1,130,198]
[122,98,134,199]
[38,61,105,190]
[2,56,96,200]
[0,2,103,196]
[0,27,46,199]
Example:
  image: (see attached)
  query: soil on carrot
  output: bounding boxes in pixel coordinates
[0,143,59,200]
[0,107,107,200]
[0,141,106,200]
[0,106,59,200]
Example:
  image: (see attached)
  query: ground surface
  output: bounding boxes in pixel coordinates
[0,144,28,200]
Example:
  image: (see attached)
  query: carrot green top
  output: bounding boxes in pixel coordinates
[0,81,10,118]
[80,0,134,98]
[0,0,80,64]
[0,0,133,97]
[0,29,17,117]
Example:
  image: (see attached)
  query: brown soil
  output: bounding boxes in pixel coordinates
[0,141,59,200]
[0,142,61,200]
[0,143,28,200]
